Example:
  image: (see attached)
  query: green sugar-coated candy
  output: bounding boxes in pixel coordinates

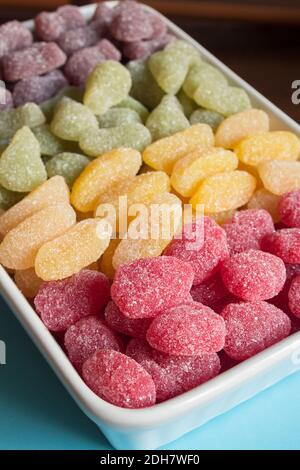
[177,89,197,118]
[40,86,84,122]
[45,152,90,188]
[0,139,9,153]
[146,95,190,141]
[79,123,152,158]
[51,98,99,142]
[117,96,149,122]
[183,62,227,99]
[33,124,66,156]
[0,185,26,210]
[190,109,224,130]
[194,84,252,117]
[98,108,142,128]
[148,40,200,95]
[0,127,47,192]
[0,103,46,140]
[84,61,132,116]
[127,60,164,110]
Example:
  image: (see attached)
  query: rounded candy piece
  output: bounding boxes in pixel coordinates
[110,1,154,42]
[183,62,227,99]
[0,103,46,141]
[147,302,226,355]
[247,188,280,223]
[35,270,110,332]
[258,160,300,196]
[14,268,42,299]
[127,59,164,110]
[279,190,300,228]
[32,125,66,157]
[13,70,68,107]
[64,315,122,370]
[190,109,224,130]
[111,256,194,319]
[104,301,152,340]
[45,153,90,188]
[146,95,190,141]
[220,249,286,301]
[117,96,149,122]
[221,301,291,361]
[261,228,300,264]
[222,209,275,254]
[0,20,33,58]
[123,35,173,61]
[35,5,85,42]
[288,275,300,318]
[177,90,197,118]
[190,272,229,308]
[98,108,142,128]
[58,26,100,55]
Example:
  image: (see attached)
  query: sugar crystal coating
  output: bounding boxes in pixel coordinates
[183,63,227,99]
[261,228,300,264]
[110,1,154,42]
[288,275,300,318]
[35,5,85,42]
[220,249,286,301]
[82,349,156,408]
[111,256,194,319]
[221,301,291,361]
[104,301,152,340]
[146,95,190,141]
[13,71,68,108]
[117,96,149,122]
[14,268,42,299]
[258,160,300,196]
[190,109,224,131]
[58,26,100,55]
[98,108,142,128]
[146,302,226,355]
[64,315,122,370]
[46,153,90,188]
[279,190,300,228]
[127,59,164,109]
[33,124,66,157]
[0,20,32,58]
[177,90,197,118]
[123,35,174,61]
[34,270,110,332]
[0,103,46,141]
[247,188,280,223]
[190,272,229,307]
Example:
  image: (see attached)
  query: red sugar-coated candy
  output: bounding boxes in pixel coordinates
[190,272,229,308]
[2,42,66,82]
[13,70,68,107]
[0,89,13,111]
[82,349,156,408]
[223,209,274,255]
[58,26,100,56]
[110,1,154,42]
[111,256,194,319]
[64,315,123,370]
[64,39,121,86]
[0,20,33,58]
[164,217,229,285]
[220,249,286,302]
[104,301,152,339]
[279,190,300,228]
[288,275,300,318]
[34,270,110,332]
[126,338,221,402]
[123,35,174,60]
[270,263,300,311]
[221,301,291,361]
[261,228,300,264]
[35,5,85,42]
[146,302,226,355]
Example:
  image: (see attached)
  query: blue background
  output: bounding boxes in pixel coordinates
[0,295,300,450]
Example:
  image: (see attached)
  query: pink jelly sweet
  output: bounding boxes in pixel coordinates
[126,338,221,402]
[164,217,229,285]
[104,301,152,339]
[110,1,154,42]
[261,228,300,264]
[35,5,85,42]
[58,26,100,55]
[123,35,174,60]
[270,262,300,311]
[2,42,66,82]
[13,70,68,107]
[288,275,300,318]
[146,302,226,355]
[82,349,156,408]
[190,272,229,308]
[111,256,194,319]
[279,190,300,228]
[0,20,33,58]
[34,270,110,332]
[64,315,123,370]
[220,249,286,301]
[223,209,275,255]
[221,301,291,361]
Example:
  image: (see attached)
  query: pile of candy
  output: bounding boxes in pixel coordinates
[0,2,300,410]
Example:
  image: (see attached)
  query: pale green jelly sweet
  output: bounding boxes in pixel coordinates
[190,109,224,130]
[84,61,132,116]
[0,127,47,192]
[79,123,152,158]
[194,84,252,117]
[51,98,99,142]
[45,152,90,188]
[0,103,46,140]
[98,108,142,128]
[0,185,26,210]
[127,60,164,110]
[40,86,84,122]
[146,95,190,141]
[183,62,227,99]
[177,89,197,118]
[117,96,149,122]
[33,124,66,156]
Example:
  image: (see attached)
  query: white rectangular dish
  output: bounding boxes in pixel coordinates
[1,1,300,451]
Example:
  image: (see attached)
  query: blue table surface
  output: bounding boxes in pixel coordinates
[0,295,300,451]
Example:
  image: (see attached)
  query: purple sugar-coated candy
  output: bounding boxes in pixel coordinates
[0,20,33,58]
[91,2,118,30]
[2,42,67,82]
[123,34,174,60]
[147,12,168,39]
[110,1,154,42]
[13,70,68,107]
[0,89,13,111]
[97,38,121,61]
[58,26,100,56]
[35,5,85,42]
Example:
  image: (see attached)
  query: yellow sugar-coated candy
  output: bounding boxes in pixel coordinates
[190,170,256,213]
[0,176,69,237]
[0,203,76,270]
[258,160,300,196]
[14,268,42,298]
[143,124,214,175]
[112,192,182,269]
[35,219,111,281]
[235,131,300,167]
[171,147,238,197]
[99,238,120,280]
[207,209,237,225]
[71,148,142,212]
[238,161,262,185]
[247,188,280,223]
